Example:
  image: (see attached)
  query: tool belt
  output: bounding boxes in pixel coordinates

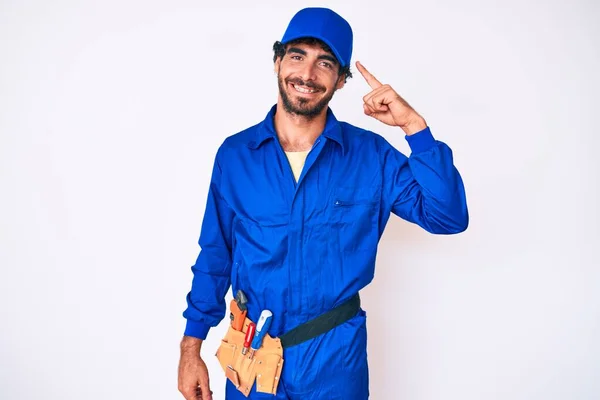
[215,293,361,397]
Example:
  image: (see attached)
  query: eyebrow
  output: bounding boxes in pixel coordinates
[317,54,338,65]
[287,47,339,66]
[287,47,307,56]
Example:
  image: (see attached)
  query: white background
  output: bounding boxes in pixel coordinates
[1,0,599,399]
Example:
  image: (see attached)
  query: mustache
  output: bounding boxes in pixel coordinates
[285,78,325,92]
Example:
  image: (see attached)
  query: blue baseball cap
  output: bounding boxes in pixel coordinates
[281,7,353,67]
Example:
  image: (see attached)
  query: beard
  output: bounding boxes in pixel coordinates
[277,73,336,120]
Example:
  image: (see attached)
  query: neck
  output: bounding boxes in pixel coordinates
[274,98,328,152]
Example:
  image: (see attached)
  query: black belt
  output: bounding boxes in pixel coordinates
[279,294,361,348]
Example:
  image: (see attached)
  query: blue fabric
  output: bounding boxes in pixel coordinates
[281,8,353,67]
[182,105,468,398]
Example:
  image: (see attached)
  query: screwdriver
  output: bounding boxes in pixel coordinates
[248,310,273,359]
[241,322,256,355]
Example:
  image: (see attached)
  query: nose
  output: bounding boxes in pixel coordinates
[299,62,318,82]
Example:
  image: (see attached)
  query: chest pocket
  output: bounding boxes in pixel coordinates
[330,185,380,253]
[333,186,379,208]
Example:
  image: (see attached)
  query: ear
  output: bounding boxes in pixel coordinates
[274,58,281,74]
[335,75,346,90]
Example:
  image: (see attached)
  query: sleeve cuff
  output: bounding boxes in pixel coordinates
[405,126,436,154]
[184,319,211,340]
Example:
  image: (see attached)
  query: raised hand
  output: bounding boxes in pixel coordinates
[356,61,427,135]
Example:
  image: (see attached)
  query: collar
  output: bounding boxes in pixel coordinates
[247,104,345,155]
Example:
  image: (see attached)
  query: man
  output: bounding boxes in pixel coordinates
[178,7,468,400]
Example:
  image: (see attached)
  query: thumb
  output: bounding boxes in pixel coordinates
[199,382,212,400]
[388,97,407,119]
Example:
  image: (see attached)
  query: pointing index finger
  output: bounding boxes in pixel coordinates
[356,61,383,89]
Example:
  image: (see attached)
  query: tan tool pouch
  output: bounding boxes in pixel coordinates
[215,318,284,397]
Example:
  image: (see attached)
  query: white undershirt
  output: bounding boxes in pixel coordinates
[284,150,310,182]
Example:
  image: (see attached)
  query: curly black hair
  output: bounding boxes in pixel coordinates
[272,38,353,83]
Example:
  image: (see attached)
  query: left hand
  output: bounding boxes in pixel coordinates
[356,61,427,135]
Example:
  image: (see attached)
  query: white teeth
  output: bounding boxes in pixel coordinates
[293,84,316,93]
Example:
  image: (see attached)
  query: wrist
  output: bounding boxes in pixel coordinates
[401,117,427,136]
[181,336,203,355]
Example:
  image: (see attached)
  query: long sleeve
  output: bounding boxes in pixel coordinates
[381,126,469,234]
[183,147,235,339]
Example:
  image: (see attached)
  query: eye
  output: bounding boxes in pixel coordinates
[290,55,302,61]
[320,61,333,69]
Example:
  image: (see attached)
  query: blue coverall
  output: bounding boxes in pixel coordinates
[183,105,469,399]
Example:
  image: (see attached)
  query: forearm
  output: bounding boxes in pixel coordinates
[383,127,469,233]
[183,253,232,339]
[406,133,468,232]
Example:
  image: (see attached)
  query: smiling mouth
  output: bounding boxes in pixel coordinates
[290,83,320,95]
